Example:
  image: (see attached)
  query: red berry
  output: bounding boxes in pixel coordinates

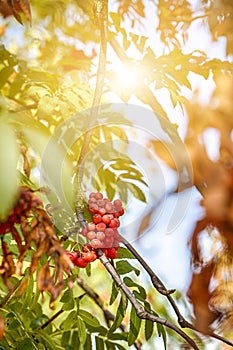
[87,222,96,231]
[89,192,97,198]
[104,237,114,247]
[107,248,118,259]
[102,214,111,224]
[82,243,93,252]
[83,251,97,262]
[96,222,106,231]
[88,204,98,213]
[101,248,108,256]
[105,202,113,212]
[88,198,97,206]
[87,230,97,240]
[65,250,78,264]
[75,257,88,268]
[113,199,122,209]
[95,192,103,200]
[105,228,114,237]
[96,231,105,241]
[91,239,102,249]
[109,218,120,228]
[92,214,102,224]
[97,200,105,208]
[81,228,88,236]
[114,208,124,217]
[98,207,106,216]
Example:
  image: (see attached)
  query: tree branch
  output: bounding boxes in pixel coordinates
[120,236,233,348]
[98,250,200,350]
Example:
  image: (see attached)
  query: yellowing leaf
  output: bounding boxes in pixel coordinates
[0,122,19,221]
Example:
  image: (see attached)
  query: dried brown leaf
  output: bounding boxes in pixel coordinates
[187,263,217,332]
[0,314,4,340]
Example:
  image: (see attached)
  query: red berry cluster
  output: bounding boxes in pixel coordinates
[65,244,97,268]
[0,187,43,235]
[65,192,124,268]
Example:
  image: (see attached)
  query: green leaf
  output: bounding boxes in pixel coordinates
[105,341,116,350]
[34,330,58,350]
[109,282,119,305]
[128,307,142,346]
[85,324,107,336]
[95,336,105,350]
[30,315,49,330]
[21,275,34,312]
[60,311,77,330]
[108,296,127,335]
[0,122,19,221]
[71,330,80,348]
[61,289,75,311]
[22,127,74,213]
[79,310,100,328]
[84,333,92,350]
[77,316,87,345]
[115,344,126,350]
[116,261,140,276]
[157,323,167,350]
[17,338,36,350]
[63,298,75,311]
[0,66,14,89]
[60,289,73,303]
[119,173,148,188]
[61,331,71,347]
[123,277,146,300]
[127,183,146,202]
[143,301,154,341]
[145,318,154,341]
[116,248,135,259]
[107,332,128,341]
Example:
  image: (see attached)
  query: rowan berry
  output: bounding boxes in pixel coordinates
[105,202,113,212]
[102,214,111,225]
[98,207,106,216]
[95,192,103,200]
[83,251,97,263]
[107,248,118,259]
[90,239,102,249]
[87,230,96,240]
[96,231,106,241]
[75,257,88,268]
[105,228,114,237]
[109,218,120,228]
[82,243,93,253]
[92,214,102,224]
[96,222,106,231]
[87,222,96,231]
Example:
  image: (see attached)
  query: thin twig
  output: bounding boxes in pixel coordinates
[0,278,22,308]
[40,309,64,330]
[76,276,118,327]
[98,250,199,350]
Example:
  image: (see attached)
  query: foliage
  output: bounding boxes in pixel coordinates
[0,0,232,349]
